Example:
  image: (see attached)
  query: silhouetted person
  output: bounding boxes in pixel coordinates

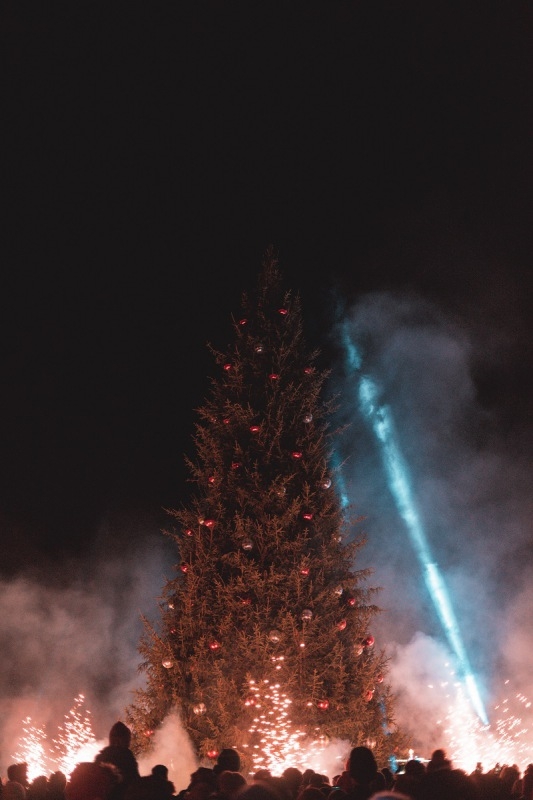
[125,766,175,800]
[48,772,67,800]
[4,766,27,800]
[27,777,49,800]
[346,747,384,800]
[95,722,140,800]
[66,763,120,800]
[216,772,247,800]
[281,770,302,800]
[213,752,241,777]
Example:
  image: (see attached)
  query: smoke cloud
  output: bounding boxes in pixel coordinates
[331,289,533,762]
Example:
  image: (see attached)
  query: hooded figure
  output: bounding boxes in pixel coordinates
[95,722,140,800]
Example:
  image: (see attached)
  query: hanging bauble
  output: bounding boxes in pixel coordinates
[179,562,189,573]
[364,689,374,702]
[208,475,216,484]
[300,567,310,577]
[231,461,241,470]
[162,658,173,669]
[269,373,279,381]
[255,343,264,353]
[345,595,356,607]
[239,318,247,326]
[209,640,221,651]
[302,512,313,521]
[223,417,230,425]
[240,594,252,605]
[354,643,364,656]
[334,585,343,596]
[321,478,332,489]
[363,635,375,648]
[301,609,313,621]
[193,702,207,715]
[223,363,232,371]
[268,630,281,643]
[170,627,177,635]
[184,528,193,537]
[317,700,329,710]
[144,729,154,737]
[337,619,347,631]
[275,486,286,496]
[168,601,174,610]
[278,308,288,315]
[292,451,303,459]
[241,539,253,551]
[303,413,313,423]
[249,425,260,433]
[204,518,216,528]
[207,750,219,760]
[375,673,384,684]
[304,367,314,374]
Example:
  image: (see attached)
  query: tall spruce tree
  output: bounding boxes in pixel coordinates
[127,251,406,772]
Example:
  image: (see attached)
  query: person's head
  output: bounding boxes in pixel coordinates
[348,747,378,786]
[427,749,450,772]
[217,770,247,798]
[49,772,67,792]
[108,721,132,748]
[65,762,119,800]
[403,760,425,777]
[282,768,302,796]
[214,749,241,775]
[152,766,169,781]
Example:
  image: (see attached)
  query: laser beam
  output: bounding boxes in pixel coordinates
[341,327,488,724]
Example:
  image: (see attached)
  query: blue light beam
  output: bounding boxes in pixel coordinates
[341,327,488,725]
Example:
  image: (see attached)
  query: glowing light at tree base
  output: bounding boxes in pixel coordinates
[12,695,100,782]
[241,680,344,777]
[340,328,488,725]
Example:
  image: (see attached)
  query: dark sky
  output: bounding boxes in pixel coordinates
[1,0,533,766]
[3,2,532,571]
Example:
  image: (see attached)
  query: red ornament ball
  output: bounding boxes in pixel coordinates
[223,363,232,371]
[317,700,329,710]
[209,640,221,651]
[208,475,216,484]
[238,318,247,326]
[249,425,260,433]
[231,461,241,470]
[278,308,288,315]
[292,451,303,459]
[179,562,189,573]
[302,512,313,520]
[300,567,310,577]
[269,373,279,381]
[364,635,375,648]
[203,519,216,528]
[337,619,347,631]
[207,750,219,760]
[375,673,384,684]
[364,689,374,702]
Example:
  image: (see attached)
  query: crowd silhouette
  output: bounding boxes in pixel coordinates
[2,724,533,800]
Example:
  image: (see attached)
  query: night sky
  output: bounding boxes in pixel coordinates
[1,1,533,764]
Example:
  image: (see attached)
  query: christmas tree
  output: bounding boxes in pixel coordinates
[127,250,407,772]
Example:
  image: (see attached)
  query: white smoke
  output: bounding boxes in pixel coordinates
[332,289,533,766]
